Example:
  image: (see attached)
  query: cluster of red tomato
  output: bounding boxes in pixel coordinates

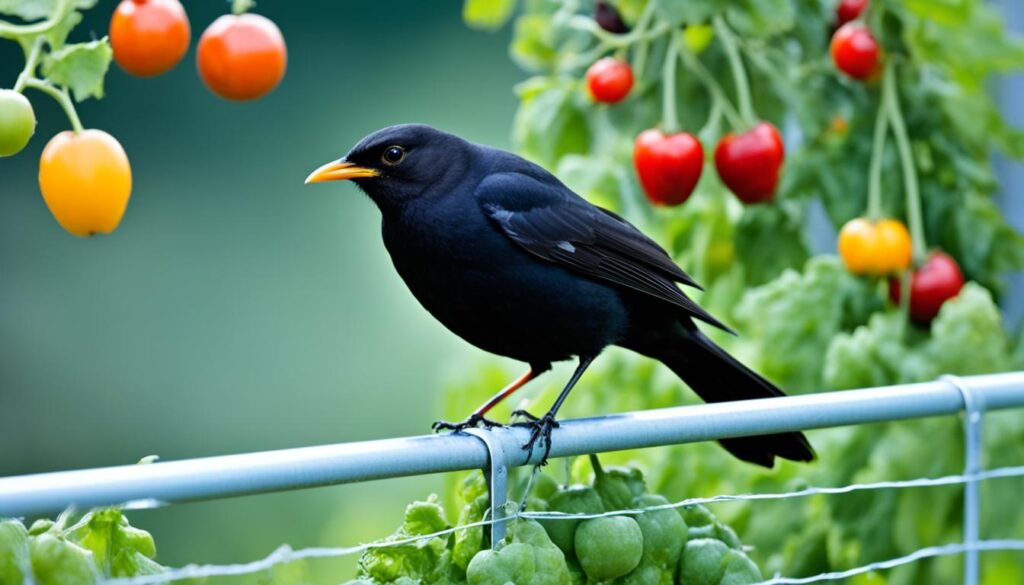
[110,0,287,101]
[586,58,785,208]
[583,0,963,324]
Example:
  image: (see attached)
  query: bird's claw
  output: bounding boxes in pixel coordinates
[521,414,559,466]
[510,409,541,424]
[431,413,502,433]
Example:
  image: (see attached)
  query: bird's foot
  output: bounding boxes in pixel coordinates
[521,414,559,466]
[510,409,541,424]
[431,413,502,433]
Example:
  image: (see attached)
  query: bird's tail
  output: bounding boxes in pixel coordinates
[650,327,815,468]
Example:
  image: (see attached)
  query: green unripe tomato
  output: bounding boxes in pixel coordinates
[30,533,100,585]
[632,494,687,568]
[575,516,643,581]
[593,466,646,511]
[0,89,36,157]
[678,538,730,585]
[540,486,605,556]
[0,520,30,585]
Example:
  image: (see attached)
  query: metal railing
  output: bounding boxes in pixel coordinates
[2,372,1024,584]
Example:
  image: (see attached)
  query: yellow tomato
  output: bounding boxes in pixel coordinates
[38,130,132,237]
[838,217,912,275]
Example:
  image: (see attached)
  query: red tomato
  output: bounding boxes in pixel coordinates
[713,122,784,204]
[633,129,704,206]
[197,13,287,101]
[836,0,868,26]
[586,58,634,104]
[888,251,965,324]
[831,23,880,80]
[110,0,190,77]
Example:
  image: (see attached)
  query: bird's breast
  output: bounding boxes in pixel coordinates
[380,208,628,362]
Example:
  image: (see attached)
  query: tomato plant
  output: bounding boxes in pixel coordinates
[197,0,287,102]
[586,57,633,104]
[110,0,191,77]
[459,0,1024,583]
[0,0,135,236]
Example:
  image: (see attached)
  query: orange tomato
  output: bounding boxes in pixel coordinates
[110,0,191,77]
[39,130,132,237]
[837,217,912,275]
[197,13,287,101]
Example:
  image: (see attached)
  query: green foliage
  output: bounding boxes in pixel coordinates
[463,0,517,31]
[348,464,762,584]
[0,507,167,585]
[449,0,1024,583]
[41,38,112,101]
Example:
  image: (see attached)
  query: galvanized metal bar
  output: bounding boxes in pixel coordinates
[945,375,984,585]
[465,428,517,547]
[2,372,1023,518]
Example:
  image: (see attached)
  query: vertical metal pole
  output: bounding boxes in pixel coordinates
[465,429,514,547]
[944,375,983,585]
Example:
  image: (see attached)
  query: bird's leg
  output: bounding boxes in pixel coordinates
[522,355,595,465]
[432,364,550,433]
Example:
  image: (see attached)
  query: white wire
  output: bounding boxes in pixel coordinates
[101,464,1024,585]
[754,541,1024,585]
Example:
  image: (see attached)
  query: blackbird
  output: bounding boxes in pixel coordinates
[306,124,814,468]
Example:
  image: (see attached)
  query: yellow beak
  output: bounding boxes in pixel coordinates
[304,160,380,184]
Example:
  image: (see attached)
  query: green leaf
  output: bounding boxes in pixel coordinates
[733,256,863,392]
[925,283,1013,375]
[30,533,100,585]
[0,0,62,21]
[725,0,796,38]
[510,14,556,72]
[734,201,809,286]
[0,520,31,585]
[657,0,720,27]
[463,0,517,31]
[512,77,590,167]
[42,38,112,102]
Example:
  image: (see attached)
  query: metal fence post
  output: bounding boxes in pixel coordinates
[944,375,984,585]
[465,428,519,547]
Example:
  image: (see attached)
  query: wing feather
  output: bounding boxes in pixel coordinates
[477,172,733,333]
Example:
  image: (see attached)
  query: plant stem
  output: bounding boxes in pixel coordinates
[0,0,74,38]
[866,91,888,221]
[661,34,681,133]
[232,0,255,15]
[678,41,745,130]
[13,37,45,93]
[713,16,756,129]
[698,94,724,145]
[883,61,926,263]
[26,78,83,133]
[629,0,658,77]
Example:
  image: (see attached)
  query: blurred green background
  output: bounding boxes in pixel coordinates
[0,1,522,581]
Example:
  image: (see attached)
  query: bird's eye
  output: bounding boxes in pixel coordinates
[381,145,406,165]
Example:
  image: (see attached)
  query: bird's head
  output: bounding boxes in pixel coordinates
[305,124,469,210]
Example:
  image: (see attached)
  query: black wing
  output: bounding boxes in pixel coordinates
[476,171,733,333]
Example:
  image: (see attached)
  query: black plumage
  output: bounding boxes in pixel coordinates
[306,124,814,468]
